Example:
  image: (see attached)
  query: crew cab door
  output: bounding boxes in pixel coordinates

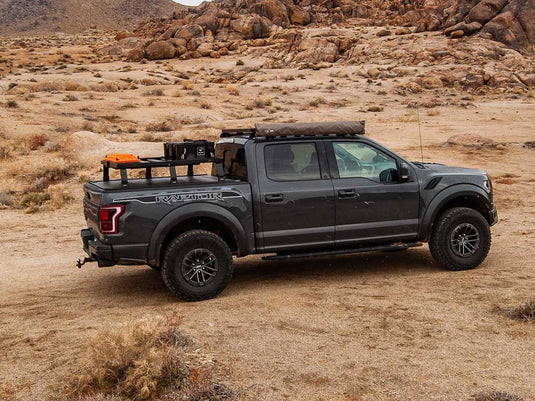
[256,141,335,251]
[326,140,419,244]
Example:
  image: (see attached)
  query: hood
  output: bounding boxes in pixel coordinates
[419,163,486,176]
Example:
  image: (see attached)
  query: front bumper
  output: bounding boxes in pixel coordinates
[81,229,114,267]
[489,205,498,226]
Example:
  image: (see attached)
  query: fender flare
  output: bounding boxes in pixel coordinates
[420,184,492,240]
[147,203,250,266]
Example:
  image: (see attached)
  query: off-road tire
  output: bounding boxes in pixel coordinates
[161,230,233,301]
[429,207,491,271]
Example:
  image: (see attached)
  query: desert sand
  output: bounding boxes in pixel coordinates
[0,29,534,400]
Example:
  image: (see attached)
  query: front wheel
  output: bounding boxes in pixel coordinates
[161,230,233,301]
[429,207,491,271]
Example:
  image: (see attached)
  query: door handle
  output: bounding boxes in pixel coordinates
[338,189,357,199]
[265,193,284,203]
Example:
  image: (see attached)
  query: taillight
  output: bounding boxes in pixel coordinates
[99,205,124,234]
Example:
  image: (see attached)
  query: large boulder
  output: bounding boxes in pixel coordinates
[145,40,176,60]
[175,24,204,41]
[194,9,221,33]
[466,0,509,24]
[482,10,530,49]
[440,0,534,50]
[287,4,312,25]
[230,15,270,39]
[251,0,290,27]
[293,38,339,63]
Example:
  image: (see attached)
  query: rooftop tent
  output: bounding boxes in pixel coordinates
[255,120,365,138]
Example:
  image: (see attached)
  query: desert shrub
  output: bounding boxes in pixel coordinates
[398,111,419,123]
[473,390,523,401]
[181,81,194,90]
[146,121,172,132]
[0,191,11,206]
[26,177,49,193]
[0,144,12,159]
[90,82,120,93]
[367,105,384,112]
[143,88,164,96]
[226,85,239,96]
[236,59,244,66]
[6,100,19,108]
[254,98,272,108]
[20,192,49,207]
[200,101,211,109]
[427,108,440,116]
[42,164,73,182]
[309,97,327,107]
[28,134,48,150]
[47,183,73,209]
[65,82,88,91]
[63,94,79,102]
[499,299,535,322]
[140,132,158,142]
[64,314,235,401]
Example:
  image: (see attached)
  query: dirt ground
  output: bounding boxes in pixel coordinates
[1,33,534,400]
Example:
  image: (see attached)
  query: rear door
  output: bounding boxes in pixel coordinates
[256,141,335,251]
[326,140,420,244]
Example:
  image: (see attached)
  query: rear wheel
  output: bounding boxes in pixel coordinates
[429,207,491,271]
[161,230,233,301]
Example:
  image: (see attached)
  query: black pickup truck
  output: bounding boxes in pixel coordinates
[79,121,498,301]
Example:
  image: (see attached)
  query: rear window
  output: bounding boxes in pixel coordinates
[212,143,247,181]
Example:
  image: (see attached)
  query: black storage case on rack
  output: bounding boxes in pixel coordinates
[164,140,215,161]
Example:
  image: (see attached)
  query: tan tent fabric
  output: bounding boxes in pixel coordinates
[255,121,365,137]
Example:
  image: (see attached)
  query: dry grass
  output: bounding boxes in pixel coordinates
[0,144,13,159]
[398,110,419,122]
[309,97,327,107]
[473,390,523,401]
[48,183,73,209]
[497,299,535,323]
[27,134,48,150]
[64,314,235,401]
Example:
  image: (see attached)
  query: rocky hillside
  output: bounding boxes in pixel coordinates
[0,0,185,36]
[116,0,533,60]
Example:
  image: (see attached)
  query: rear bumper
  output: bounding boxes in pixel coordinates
[81,229,149,267]
[81,229,114,267]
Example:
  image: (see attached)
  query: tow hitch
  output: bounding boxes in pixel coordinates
[76,257,95,268]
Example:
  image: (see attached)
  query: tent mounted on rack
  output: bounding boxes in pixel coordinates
[220,120,366,139]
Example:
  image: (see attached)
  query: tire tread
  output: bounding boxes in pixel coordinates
[161,230,233,301]
[429,207,491,271]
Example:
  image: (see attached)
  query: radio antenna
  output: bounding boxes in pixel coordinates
[416,105,424,163]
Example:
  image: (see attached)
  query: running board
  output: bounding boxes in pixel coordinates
[262,242,423,261]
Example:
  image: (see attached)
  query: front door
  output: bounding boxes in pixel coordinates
[257,141,335,251]
[327,140,420,244]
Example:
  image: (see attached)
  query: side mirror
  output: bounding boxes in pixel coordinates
[399,162,411,182]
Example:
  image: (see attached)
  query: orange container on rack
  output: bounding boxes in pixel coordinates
[103,154,140,163]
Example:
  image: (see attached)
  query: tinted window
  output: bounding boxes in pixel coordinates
[333,142,398,182]
[264,143,320,181]
[212,143,247,180]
